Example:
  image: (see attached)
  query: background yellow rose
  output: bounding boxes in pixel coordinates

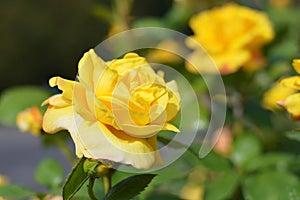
[278,60,300,120]
[186,3,274,74]
[16,106,43,136]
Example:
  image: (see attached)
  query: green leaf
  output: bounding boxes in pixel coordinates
[242,170,299,200]
[63,157,89,200]
[244,153,294,173]
[286,131,300,142]
[111,151,192,200]
[145,192,182,200]
[71,177,105,200]
[35,158,64,189]
[231,133,262,167]
[204,170,239,200]
[201,152,232,171]
[0,86,51,125]
[104,174,156,200]
[0,185,35,198]
[164,4,192,29]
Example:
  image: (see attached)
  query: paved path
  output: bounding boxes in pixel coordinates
[0,124,71,191]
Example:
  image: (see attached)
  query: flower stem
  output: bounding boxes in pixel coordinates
[55,139,76,165]
[114,0,133,29]
[88,176,98,200]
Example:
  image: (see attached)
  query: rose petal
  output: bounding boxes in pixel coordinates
[163,123,180,132]
[165,90,180,121]
[42,94,71,107]
[49,77,75,100]
[280,76,300,90]
[282,93,300,118]
[73,118,158,169]
[95,68,119,97]
[78,49,107,90]
[108,53,147,76]
[293,59,300,74]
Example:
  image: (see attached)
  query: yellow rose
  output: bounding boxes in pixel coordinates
[16,106,43,136]
[278,60,300,120]
[42,49,180,169]
[186,3,274,74]
[262,82,294,111]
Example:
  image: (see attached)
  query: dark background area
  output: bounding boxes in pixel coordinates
[0,0,174,92]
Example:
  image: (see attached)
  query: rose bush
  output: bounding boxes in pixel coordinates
[186,3,274,74]
[42,49,180,169]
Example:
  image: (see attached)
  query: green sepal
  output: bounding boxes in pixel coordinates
[83,159,100,177]
[63,157,100,200]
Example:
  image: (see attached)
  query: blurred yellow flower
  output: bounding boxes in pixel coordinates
[278,60,300,119]
[146,39,182,64]
[42,49,180,169]
[186,3,274,74]
[16,106,43,136]
[0,175,8,199]
[0,175,8,186]
[262,82,294,111]
[180,166,206,200]
[269,0,291,8]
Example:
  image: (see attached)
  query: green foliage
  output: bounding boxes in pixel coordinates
[133,18,166,28]
[204,170,239,200]
[63,157,90,200]
[63,157,103,200]
[35,158,64,189]
[231,133,262,167]
[104,174,156,200]
[242,170,300,200]
[145,192,182,200]
[286,131,300,142]
[200,151,232,171]
[244,153,296,173]
[0,185,35,199]
[0,86,51,125]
